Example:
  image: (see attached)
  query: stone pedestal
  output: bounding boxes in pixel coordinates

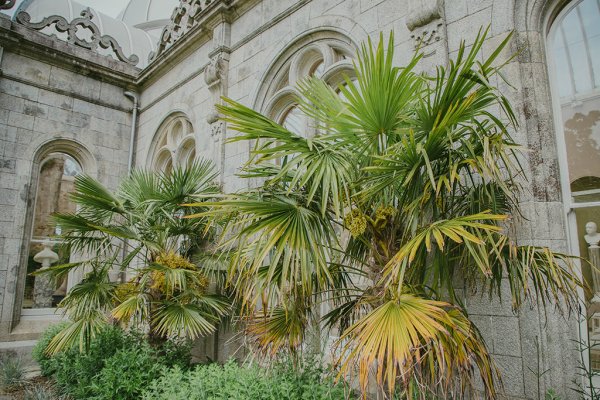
[32,242,59,308]
[33,273,54,308]
[590,246,600,303]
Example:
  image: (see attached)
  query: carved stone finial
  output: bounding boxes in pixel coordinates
[15,9,140,66]
[0,0,15,10]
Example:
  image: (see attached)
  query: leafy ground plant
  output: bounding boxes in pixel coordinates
[32,324,192,400]
[142,358,349,400]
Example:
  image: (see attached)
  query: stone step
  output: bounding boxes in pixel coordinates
[0,340,38,369]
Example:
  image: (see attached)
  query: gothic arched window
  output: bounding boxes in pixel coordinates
[25,153,83,309]
[259,36,356,138]
[151,114,196,173]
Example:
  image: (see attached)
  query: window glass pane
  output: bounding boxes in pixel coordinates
[562,106,600,201]
[282,105,307,137]
[311,61,325,77]
[575,207,600,351]
[550,0,600,203]
[552,41,573,98]
[571,41,594,93]
[581,0,600,88]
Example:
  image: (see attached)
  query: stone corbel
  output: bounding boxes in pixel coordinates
[406,0,446,55]
[204,47,230,142]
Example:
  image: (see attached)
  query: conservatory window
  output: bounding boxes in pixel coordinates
[548,0,600,371]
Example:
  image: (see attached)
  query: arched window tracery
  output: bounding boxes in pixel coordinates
[260,36,356,139]
[151,114,197,173]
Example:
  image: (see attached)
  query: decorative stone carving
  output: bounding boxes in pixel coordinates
[204,54,225,87]
[210,120,224,141]
[149,0,218,62]
[406,0,442,31]
[405,0,445,52]
[15,8,140,66]
[205,50,229,127]
[0,0,16,10]
[410,22,443,49]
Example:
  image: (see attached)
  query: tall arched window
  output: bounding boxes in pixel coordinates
[25,153,82,309]
[151,114,196,173]
[548,0,600,371]
[258,34,356,138]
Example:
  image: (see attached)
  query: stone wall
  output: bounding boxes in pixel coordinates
[0,15,135,341]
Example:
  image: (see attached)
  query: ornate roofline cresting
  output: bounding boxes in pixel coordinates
[15,8,140,66]
[149,0,231,62]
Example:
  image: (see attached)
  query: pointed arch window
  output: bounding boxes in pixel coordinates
[262,39,356,138]
[25,153,83,309]
[152,114,197,173]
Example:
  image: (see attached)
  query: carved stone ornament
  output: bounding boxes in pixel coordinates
[149,0,211,62]
[15,8,140,66]
[411,22,443,49]
[204,54,225,87]
[405,0,445,51]
[210,120,224,142]
[0,0,16,10]
[204,50,229,125]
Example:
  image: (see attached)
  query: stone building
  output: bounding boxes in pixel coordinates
[0,0,598,397]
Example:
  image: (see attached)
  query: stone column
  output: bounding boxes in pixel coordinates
[32,242,59,308]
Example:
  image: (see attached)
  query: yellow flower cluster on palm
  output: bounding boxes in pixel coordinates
[151,252,209,294]
[343,209,367,237]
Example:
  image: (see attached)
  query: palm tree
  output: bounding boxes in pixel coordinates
[199,29,584,398]
[38,161,229,354]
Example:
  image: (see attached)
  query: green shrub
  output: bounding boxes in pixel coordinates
[142,358,349,400]
[34,324,193,400]
[32,322,69,376]
[157,337,193,369]
[89,343,165,400]
[51,325,132,399]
